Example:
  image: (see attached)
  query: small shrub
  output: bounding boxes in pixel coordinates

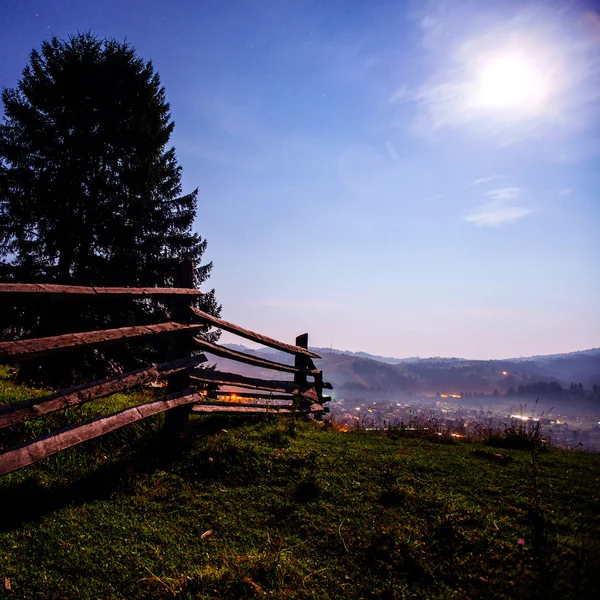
[484,418,545,451]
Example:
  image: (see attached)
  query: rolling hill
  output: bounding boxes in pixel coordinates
[212,345,600,401]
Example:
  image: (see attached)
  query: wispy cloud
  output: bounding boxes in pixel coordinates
[558,187,572,196]
[468,175,504,187]
[466,185,531,226]
[465,205,532,227]
[485,187,521,201]
[389,85,409,103]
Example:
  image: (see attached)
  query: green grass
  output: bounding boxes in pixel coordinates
[0,365,47,404]
[1,369,599,599]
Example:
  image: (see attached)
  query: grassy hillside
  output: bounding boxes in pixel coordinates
[1,369,600,599]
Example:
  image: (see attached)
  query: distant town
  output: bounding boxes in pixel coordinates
[329,395,600,450]
[207,344,600,449]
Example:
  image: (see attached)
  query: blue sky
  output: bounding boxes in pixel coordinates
[1,0,599,359]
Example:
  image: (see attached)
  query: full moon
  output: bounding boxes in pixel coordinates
[473,50,551,114]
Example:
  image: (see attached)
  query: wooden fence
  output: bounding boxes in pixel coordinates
[0,261,331,476]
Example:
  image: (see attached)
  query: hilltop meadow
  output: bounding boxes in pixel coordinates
[1,368,599,600]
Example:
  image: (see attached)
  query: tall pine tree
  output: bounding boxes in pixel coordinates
[0,33,220,384]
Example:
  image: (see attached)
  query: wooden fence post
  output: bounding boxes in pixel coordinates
[313,372,325,420]
[164,260,195,438]
[294,333,310,412]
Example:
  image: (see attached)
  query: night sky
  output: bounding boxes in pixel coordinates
[1,0,599,359]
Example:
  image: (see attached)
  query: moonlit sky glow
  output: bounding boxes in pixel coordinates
[1,0,599,359]
[474,51,550,111]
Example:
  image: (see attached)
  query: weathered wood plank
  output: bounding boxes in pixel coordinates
[192,399,293,409]
[301,387,319,403]
[190,307,320,359]
[189,368,310,395]
[0,389,203,476]
[190,375,293,394]
[191,377,319,403]
[0,322,204,363]
[0,283,203,296]
[191,405,293,414]
[190,402,325,414]
[193,337,317,375]
[215,390,295,401]
[215,390,332,403]
[0,355,207,429]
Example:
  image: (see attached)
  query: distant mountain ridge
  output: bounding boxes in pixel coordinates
[234,343,600,364]
[310,348,418,365]
[311,346,600,364]
[217,344,600,400]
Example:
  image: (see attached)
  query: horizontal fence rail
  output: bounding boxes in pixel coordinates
[0,389,204,476]
[0,355,207,429]
[193,337,317,375]
[0,263,332,477]
[212,390,331,403]
[190,306,321,359]
[190,400,325,414]
[214,390,304,401]
[0,283,203,296]
[192,405,294,414]
[198,398,295,408]
[189,368,327,401]
[0,322,204,362]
